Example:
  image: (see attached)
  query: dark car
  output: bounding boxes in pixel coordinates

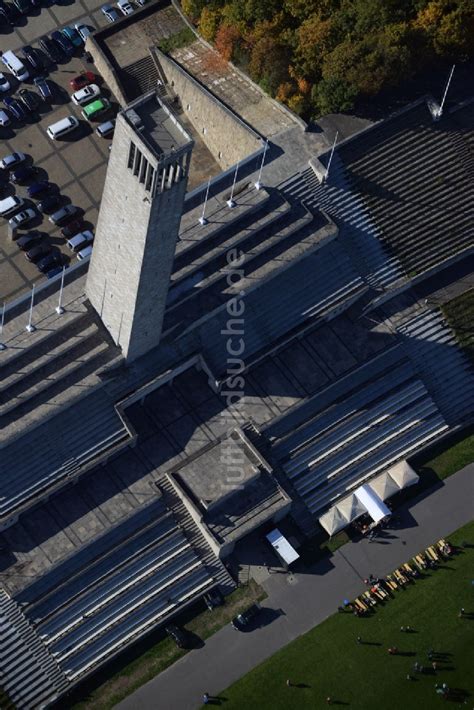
[3,96,26,121]
[16,229,44,250]
[22,45,42,71]
[46,264,64,279]
[51,30,74,57]
[61,218,83,238]
[25,242,51,262]
[165,625,191,649]
[12,0,29,14]
[39,36,62,64]
[49,204,79,226]
[11,165,38,184]
[18,88,41,112]
[37,252,61,273]
[231,604,261,631]
[204,589,224,611]
[0,1,17,23]
[27,181,53,198]
[38,193,60,213]
[0,5,10,24]
[34,75,52,100]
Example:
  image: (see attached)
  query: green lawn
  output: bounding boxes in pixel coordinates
[218,521,474,709]
[68,580,265,710]
[411,426,474,481]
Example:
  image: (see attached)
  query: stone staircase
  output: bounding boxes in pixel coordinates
[158,477,236,596]
[0,588,69,709]
[120,55,160,101]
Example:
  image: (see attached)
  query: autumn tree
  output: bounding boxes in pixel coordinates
[214,22,241,61]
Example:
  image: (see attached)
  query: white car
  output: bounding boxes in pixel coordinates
[0,109,10,127]
[75,23,92,42]
[0,73,11,93]
[67,230,94,252]
[77,244,93,260]
[71,84,101,106]
[117,0,134,14]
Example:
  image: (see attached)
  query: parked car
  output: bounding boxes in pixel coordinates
[51,30,74,57]
[12,0,29,14]
[0,73,11,93]
[16,229,44,250]
[0,1,17,23]
[9,206,36,228]
[18,88,41,112]
[62,25,82,48]
[28,181,54,198]
[117,0,133,15]
[37,252,61,273]
[46,264,64,279]
[71,83,100,106]
[136,0,148,5]
[3,96,26,121]
[25,242,51,262]
[77,244,93,260]
[38,193,61,213]
[0,109,10,127]
[0,4,10,24]
[61,218,84,238]
[165,625,191,649]
[39,36,63,64]
[67,229,93,251]
[69,71,96,92]
[75,23,92,42]
[21,45,42,71]
[230,604,261,631]
[96,118,115,137]
[49,204,79,225]
[204,588,224,611]
[101,3,120,22]
[0,151,26,169]
[11,165,38,183]
[33,76,52,100]
[82,97,110,121]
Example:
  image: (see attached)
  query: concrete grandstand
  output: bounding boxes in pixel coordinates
[1,11,474,707]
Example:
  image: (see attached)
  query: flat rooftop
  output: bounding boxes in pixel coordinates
[124,93,192,157]
[172,431,260,510]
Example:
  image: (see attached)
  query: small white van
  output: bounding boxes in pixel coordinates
[0,195,24,217]
[47,115,80,140]
[1,51,29,82]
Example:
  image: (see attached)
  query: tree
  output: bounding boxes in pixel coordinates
[295,13,334,78]
[214,22,241,61]
[249,34,291,94]
[311,76,358,114]
[198,6,222,42]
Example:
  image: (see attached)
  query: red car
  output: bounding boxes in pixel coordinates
[69,71,96,92]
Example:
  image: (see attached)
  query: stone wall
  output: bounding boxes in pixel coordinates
[85,35,128,106]
[156,50,262,170]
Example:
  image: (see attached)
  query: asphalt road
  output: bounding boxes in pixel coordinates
[117,463,474,710]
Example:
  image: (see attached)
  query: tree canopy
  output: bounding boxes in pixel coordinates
[181,0,474,117]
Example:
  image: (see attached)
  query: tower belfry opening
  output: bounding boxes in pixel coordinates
[86,90,194,362]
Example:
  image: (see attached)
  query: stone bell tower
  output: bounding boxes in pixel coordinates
[86,91,194,362]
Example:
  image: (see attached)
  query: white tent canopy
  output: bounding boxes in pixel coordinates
[387,460,419,489]
[318,459,420,536]
[354,484,390,523]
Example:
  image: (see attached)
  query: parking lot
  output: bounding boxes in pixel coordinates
[0,0,119,302]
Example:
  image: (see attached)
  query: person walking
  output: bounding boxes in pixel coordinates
[286,679,292,687]
[203,692,210,705]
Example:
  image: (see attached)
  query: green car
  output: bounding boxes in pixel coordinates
[82,98,111,121]
[62,26,83,48]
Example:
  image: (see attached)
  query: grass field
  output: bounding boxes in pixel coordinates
[218,521,474,710]
[68,580,265,710]
[412,426,474,481]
